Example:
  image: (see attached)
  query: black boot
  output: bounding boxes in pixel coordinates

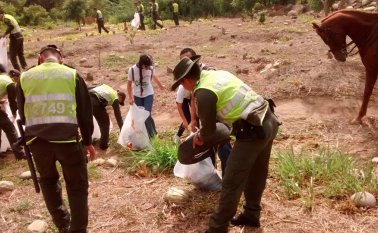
[230,213,260,227]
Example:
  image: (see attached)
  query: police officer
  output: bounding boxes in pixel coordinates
[17,45,96,233]
[137,1,145,30]
[150,0,164,29]
[0,64,23,159]
[172,0,179,26]
[89,84,125,150]
[0,10,27,71]
[171,57,280,233]
[94,7,109,34]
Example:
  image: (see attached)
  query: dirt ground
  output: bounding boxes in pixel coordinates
[1,13,378,233]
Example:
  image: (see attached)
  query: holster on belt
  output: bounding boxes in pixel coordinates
[232,120,265,140]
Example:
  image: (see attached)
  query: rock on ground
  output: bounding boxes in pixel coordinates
[19,171,32,179]
[27,220,48,233]
[164,187,189,205]
[0,180,15,192]
[351,191,377,208]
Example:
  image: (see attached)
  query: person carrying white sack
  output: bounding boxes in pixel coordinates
[0,63,23,159]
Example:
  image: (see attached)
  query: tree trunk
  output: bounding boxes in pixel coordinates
[321,0,330,16]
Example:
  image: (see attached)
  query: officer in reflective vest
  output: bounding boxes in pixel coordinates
[172,0,179,26]
[0,10,27,71]
[89,84,125,150]
[0,63,24,159]
[94,7,109,34]
[150,0,164,29]
[17,45,96,233]
[171,57,280,233]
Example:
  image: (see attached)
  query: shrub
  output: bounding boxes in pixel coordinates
[20,5,49,26]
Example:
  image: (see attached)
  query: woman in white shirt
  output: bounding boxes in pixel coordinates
[127,54,165,138]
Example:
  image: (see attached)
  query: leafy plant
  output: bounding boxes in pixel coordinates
[273,146,378,207]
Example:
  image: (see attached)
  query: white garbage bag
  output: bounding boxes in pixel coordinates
[0,101,19,152]
[0,38,8,71]
[117,104,150,150]
[173,157,222,191]
[131,12,140,29]
[92,116,113,140]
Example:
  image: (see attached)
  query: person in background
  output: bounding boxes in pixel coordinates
[17,45,96,233]
[0,64,24,159]
[172,0,179,26]
[127,54,165,138]
[150,0,165,29]
[171,57,280,233]
[137,1,145,30]
[89,84,125,150]
[94,7,109,34]
[0,10,27,71]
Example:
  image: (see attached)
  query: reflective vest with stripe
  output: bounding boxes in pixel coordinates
[0,74,13,99]
[137,4,144,13]
[96,10,103,19]
[4,14,21,34]
[194,70,265,125]
[91,84,117,106]
[173,3,179,13]
[20,62,77,131]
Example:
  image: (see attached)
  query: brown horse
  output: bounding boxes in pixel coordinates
[313,10,378,124]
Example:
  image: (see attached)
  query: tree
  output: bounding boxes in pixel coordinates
[63,0,88,29]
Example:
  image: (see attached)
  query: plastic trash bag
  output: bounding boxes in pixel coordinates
[92,116,113,140]
[0,101,19,152]
[173,157,222,191]
[117,104,150,150]
[0,38,7,70]
[131,12,140,29]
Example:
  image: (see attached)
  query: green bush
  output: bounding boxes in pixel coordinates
[308,0,324,11]
[20,5,49,26]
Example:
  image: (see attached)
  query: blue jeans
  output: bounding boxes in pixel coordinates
[134,95,157,138]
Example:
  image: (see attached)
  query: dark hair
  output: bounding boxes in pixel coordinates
[138,54,153,67]
[186,63,201,81]
[0,63,6,73]
[136,54,154,96]
[180,48,196,57]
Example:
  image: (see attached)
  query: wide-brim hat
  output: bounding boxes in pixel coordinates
[171,56,201,91]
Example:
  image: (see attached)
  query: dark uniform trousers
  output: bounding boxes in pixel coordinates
[30,140,88,233]
[9,33,27,71]
[97,18,109,34]
[173,13,179,26]
[138,13,145,30]
[90,94,110,150]
[0,109,23,157]
[208,108,279,233]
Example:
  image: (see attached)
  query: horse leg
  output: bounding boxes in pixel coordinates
[353,69,378,124]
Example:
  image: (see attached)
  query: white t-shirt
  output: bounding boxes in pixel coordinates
[176,84,191,104]
[128,64,154,97]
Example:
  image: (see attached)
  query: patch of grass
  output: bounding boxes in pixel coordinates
[272,146,378,210]
[128,136,178,173]
[283,27,307,34]
[87,163,102,180]
[24,50,38,58]
[104,54,138,68]
[8,199,32,213]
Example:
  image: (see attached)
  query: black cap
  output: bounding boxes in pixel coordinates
[9,69,20,77]
[39,44,62,56]
[117,91,126,106]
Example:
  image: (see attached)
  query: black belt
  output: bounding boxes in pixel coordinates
[232,109,273,140]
